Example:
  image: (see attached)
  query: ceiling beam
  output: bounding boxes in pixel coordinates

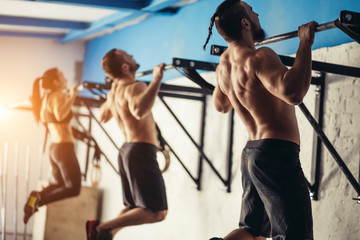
[143,0,183,12]
[0,16,89,29]
[27,0,152,10]
[59,0,185,43]
[0,30,65,39]
[59,11,147,43]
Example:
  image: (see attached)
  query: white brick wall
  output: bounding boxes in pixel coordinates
[309,42,360,240]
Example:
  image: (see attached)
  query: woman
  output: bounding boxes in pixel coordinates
[23,68,81,224]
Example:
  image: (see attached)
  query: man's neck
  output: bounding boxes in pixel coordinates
[228,39,255,50]
[114,72,135,84]
[228,31,256,50]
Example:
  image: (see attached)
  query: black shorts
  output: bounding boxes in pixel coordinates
[118,142,168,212]
[239,139,313,240]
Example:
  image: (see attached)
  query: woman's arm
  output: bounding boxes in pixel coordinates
[52,85,78,121]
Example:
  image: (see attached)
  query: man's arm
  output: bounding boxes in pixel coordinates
[255,21,317,105]
[99,100,113,123]
[126,63,165,120]
[99,83,117,123]
[213,81,233,113]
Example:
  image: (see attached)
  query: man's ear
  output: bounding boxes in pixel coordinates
[241,19,251,29]
[121,63,129,72]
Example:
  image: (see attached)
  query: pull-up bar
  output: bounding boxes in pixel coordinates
[83,64,175,92]
[255,21,336,47]
[135,64,175,78]
[210,10,359,54]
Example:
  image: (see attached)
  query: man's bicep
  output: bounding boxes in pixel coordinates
[125,82,147,111]
[255,48,288,96]
[125,82,146,100]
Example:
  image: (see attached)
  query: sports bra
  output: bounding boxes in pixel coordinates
[42,93,73,124]
[44,110,72,124]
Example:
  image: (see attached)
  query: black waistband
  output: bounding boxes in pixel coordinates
[245,139,299,151]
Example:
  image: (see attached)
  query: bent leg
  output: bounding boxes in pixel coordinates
[98,207,167,232]
[110,207,131,235]
[40,143,81,205]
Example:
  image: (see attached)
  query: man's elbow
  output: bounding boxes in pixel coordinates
[132,107,147,120]
[284,92,304,105]
[215,104,232,113]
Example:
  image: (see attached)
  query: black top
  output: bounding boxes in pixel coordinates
[44,110,72,124]
[42,93,72,124]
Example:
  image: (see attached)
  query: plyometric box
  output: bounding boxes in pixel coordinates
[33,186,101,240]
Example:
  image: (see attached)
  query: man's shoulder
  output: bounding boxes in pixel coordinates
[254,47,277,58]
[123,81,147,96]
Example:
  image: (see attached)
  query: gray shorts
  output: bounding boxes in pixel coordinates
[239,139,313,240]
[118,142,168,212]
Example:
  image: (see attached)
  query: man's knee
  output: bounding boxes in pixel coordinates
[153,210,167,222]
[66,181,81,197]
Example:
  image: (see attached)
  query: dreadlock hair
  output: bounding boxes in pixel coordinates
[102,49,127,80]
[31,68,60,124]
[203,0,249,50]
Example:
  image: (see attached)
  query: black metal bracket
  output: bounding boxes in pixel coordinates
[335,10,360,43]
[306,73,325,200]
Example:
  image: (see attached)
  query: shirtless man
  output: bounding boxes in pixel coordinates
[86,49,167,240]
[204,1,316,239]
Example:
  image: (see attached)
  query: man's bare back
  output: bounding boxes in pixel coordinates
[101,80,158,145]
[214,46,300,144]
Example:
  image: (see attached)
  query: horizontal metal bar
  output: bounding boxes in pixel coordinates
[280,55,360,78]
[159,83,208,95]
[82,80,208,95]
[135,64,174,78]
[83,81,111,91]
[158,92,204,101]
[173,58,217,71]
[256,21,337,46]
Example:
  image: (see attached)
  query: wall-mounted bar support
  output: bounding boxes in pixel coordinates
[159,96,228,187]
[308,73,326,200]
[298,103,360,198]
[196,96,207,190]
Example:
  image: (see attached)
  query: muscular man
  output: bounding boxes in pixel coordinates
[86,49,167,240]
[204,1,317,239]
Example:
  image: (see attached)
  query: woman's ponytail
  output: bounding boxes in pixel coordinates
[31,77,42,124]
